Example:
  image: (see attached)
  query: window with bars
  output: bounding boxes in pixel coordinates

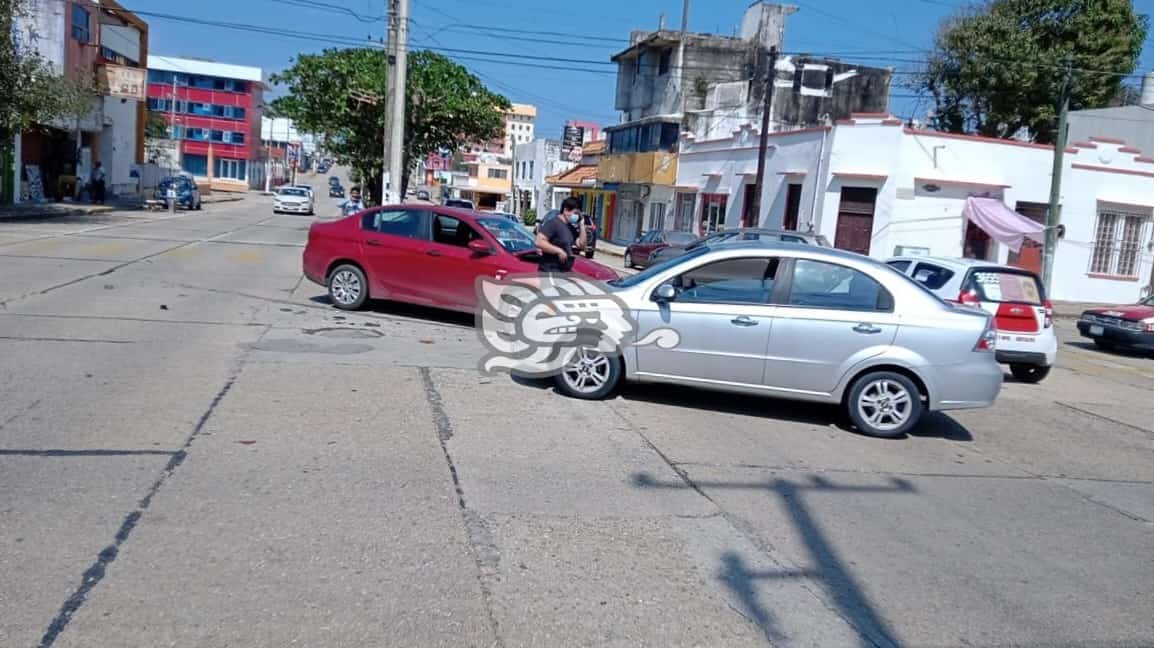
[1089,208,1150,277]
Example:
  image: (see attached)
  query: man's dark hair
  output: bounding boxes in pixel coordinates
[350,186,361,193]
[561,197,581,213]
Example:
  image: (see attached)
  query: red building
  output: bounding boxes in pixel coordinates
[146,55,264,192]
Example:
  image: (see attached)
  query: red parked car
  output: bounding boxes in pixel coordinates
[303,205,620,312]
[1077,294,1154,353]
[624,230,700,269]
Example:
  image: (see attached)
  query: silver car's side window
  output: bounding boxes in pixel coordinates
[788,259,891,312]
[673,257,780,305]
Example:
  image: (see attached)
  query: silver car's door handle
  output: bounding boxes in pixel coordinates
[853,323,883,334]
[731,315,759,327]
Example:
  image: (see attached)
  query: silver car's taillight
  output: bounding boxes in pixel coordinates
[973,326,997,352]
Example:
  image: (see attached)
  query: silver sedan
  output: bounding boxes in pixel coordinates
[554,242,1003,438]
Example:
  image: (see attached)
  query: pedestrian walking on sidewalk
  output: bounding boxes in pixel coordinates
[534,196,586,273]
[90,162,107,204]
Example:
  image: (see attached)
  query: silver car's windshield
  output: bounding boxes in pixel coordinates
[608,246,711,288]
[278,188,308,197]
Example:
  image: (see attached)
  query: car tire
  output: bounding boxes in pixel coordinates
[195,199,202,210]
[846,371,924,438]
[553,348,623,400]
[1010,363,1051,383]
[624,251,634,269]
[1093,339,1115,351]
[327,264,368,311]
[585,248,595,259]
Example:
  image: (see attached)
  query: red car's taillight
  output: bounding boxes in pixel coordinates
[1043,299,1053,329]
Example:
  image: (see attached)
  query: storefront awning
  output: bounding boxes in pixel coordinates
[962,197,1046,253]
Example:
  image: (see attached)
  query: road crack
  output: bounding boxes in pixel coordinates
[418,367,506,647]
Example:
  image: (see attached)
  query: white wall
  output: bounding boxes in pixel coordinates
[676,126,829,233]
[100,97,140,195]
[1050,146,1154,303]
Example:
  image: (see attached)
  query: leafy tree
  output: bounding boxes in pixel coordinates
[913,0,1148,143]
[2,0,103,202]
[145,111,169,139]
[269,48,509,204]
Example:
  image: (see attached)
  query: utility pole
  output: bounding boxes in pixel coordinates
[170,77,181,171]
[1043,53,1073,293]
[749,46,779,228]
[381,0,409,205]
[509,128,517,215]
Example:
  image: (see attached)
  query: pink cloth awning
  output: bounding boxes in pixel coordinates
[962,197,1046,253]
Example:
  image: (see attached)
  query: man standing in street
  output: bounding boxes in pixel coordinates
[339,186,365,216]
[90,162,107,204]
[534,197,586,273]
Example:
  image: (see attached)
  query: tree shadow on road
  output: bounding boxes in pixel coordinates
[633,471,915,647]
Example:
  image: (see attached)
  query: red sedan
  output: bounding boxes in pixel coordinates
[303,205,620,312]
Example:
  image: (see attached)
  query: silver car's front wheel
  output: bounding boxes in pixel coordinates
[554,348,622,400]
[848,371,923,438]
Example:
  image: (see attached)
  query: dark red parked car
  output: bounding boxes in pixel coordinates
[624,230,700,269]
[303,205,620,312]
[1077,294,1154,353]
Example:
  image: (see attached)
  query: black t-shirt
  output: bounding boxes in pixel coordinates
[538,215,575,271]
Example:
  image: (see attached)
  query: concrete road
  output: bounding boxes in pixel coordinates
[2,196,1152,647]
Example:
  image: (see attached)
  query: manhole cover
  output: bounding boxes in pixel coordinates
[303,327,383,339]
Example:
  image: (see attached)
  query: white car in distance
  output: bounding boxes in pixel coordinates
[273,187,315,215]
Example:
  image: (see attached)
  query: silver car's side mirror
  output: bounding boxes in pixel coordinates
[653,284,677,302]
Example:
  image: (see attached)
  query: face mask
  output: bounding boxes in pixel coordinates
[568,213,580,224]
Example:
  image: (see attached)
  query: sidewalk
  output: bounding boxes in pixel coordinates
[0,192,246,221]
[596,239,627,258]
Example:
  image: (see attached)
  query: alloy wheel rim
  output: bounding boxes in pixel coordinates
[331,270,361,305]
[857,379,913,432]
[562,348,612,394]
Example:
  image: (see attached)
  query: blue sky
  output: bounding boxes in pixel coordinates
[133,0,1154,138]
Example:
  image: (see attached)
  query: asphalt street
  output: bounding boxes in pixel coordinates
[1,190,1152,647]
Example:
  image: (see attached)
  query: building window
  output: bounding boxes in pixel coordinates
[468,167,478,178]
[1090,208,1150,277]
[487,168,508,179]
[182,154,208,176]
[658,49,672,75]
[529,160,534,178]
[72,5,91,43]
[215,158,247,180]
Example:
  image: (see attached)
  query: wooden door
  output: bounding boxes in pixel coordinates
[783,183,802,230]
[742,184,758,227]
[1008,202,1046,275]
[834,187,877,255]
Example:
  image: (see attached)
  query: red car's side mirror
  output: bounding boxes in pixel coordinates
[467,239,494,255]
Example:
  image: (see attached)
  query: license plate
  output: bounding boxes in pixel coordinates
[1090,325,1104,336]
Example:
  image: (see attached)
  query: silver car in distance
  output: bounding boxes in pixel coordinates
[556,242,1003,438]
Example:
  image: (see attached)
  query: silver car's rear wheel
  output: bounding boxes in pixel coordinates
[847,371,923,438]
[554,348,621,400]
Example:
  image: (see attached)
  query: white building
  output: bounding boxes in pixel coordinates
[673,114,1154,304]
[504,104,537,156]
[513,138,573,214]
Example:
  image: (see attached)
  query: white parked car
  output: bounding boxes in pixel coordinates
[886,256,1056,383]
[273,186,315,215]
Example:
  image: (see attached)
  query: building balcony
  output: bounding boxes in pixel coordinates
[598,152,678,186]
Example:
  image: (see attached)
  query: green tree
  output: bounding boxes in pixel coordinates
[2,0,104,202]
[145,111,169,139]
[269,48,509,204]
[913,0,1148,143]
